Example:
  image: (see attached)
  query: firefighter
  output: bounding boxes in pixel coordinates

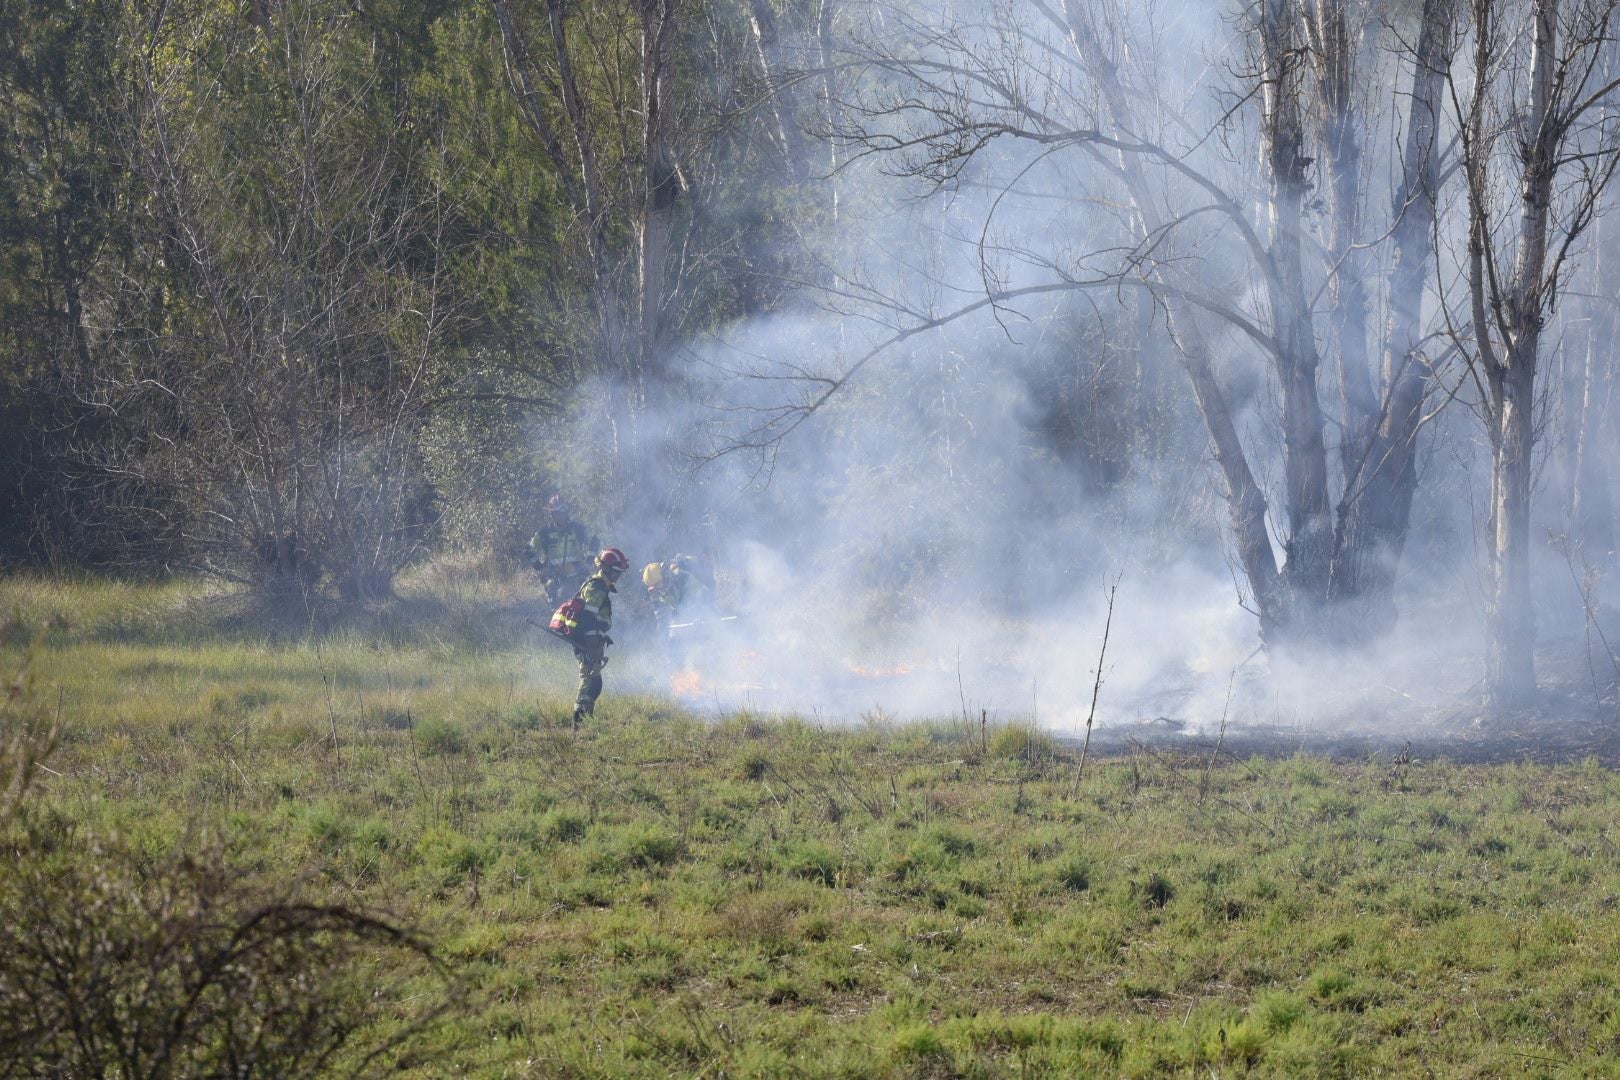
[527,494,595,602]
[642,554,712,667]
[557,546,629,726]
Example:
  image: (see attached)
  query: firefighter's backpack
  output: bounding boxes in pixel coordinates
[549,597,585,637]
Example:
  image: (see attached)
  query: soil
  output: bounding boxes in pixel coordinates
[1084,698,1620,766]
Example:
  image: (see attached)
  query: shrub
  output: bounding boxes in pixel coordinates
[0,820,450,1077]
[413,715,466,755]
[1251,989,1309,1034]
[987,724,1056,761]
[736,749,771,781]
[1054,854,1093,892]
[540,807,589,843]
[591,822,684,871]
[781,839,839,886]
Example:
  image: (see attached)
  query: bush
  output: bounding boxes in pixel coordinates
[590,822,684,871]
[0,819,452,1077]
[781,839,840,886]
[987,724,1056,761]
[414,715,467,755]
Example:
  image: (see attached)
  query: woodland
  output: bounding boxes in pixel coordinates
[6,0,1620,709]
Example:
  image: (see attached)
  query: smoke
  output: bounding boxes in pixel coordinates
[539,0,1620,739]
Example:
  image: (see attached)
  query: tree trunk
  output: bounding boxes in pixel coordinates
[1475,0,1557,709]
[1309,0,1376,456]
[1487,360,1538,705]
[1328,0,1453,629]
[747,0,807,181]
[1572,215,1618,560]
[1261,0,1334,622]
[638,0,681,385]
[1058,0,1288,636]
[634,0,682,515]
[817,0,840,223]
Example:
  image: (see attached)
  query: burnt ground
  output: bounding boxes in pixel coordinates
[1073,637,1620,767]
[1078,698,1620,767]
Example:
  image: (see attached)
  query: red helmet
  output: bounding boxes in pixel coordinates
[597,547,629,571]
[546,494,567,513]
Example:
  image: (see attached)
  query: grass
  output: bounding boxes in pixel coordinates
[5,572,1620,1076]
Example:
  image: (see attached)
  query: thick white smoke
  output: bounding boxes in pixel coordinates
[541,0,1620,743]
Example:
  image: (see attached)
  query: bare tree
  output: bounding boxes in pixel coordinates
[76,0,458,602]
[1449,0,1620,706]
[729,0,1461,649]
[1329,0,1458,626]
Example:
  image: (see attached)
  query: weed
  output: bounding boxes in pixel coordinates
[1054,853,1093,892]
[413,715,466,755]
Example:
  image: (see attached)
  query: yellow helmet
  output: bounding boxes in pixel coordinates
[641,562,663,589]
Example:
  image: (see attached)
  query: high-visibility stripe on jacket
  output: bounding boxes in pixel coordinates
[530,521,590,563]
[575,573,614,636]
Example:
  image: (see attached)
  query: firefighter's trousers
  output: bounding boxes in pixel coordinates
[573,640,606,719]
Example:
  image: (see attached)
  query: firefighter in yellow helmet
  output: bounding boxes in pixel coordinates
[563,547,629,725]
[642,554,711,667]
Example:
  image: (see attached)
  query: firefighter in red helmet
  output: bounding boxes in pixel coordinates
[561,546,629,725]
[527,494,595,603]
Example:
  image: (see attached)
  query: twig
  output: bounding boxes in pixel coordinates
[1552,531,1620,721]
[1072,578,1119,796]
[315,640,341,765]
[956,644,972,745]
[322,668,341,765]
[1200,668,1237,806]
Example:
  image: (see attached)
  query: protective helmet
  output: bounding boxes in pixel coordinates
[546,493,568,514]
[642,562,664,589]
[597,547,630,571]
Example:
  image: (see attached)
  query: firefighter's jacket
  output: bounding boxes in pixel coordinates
[573,572,615,640]
[653,565,689,614]
[529,517,591,565]
[652,563,709,618]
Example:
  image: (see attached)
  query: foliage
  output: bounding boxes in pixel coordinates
[0,0,826,580]
[0,0,149,568]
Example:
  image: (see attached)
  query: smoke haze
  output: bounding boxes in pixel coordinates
[545,0,1620,743]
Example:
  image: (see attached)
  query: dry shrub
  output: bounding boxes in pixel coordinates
[712,890,812,957]
[0,820,452,1077]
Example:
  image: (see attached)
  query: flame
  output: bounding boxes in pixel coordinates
[846,662,915,678]
[670,668,704,698]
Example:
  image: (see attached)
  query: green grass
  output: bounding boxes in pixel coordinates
[6,574,1620,1076]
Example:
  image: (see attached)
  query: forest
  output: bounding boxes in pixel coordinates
[6,0,1620,712]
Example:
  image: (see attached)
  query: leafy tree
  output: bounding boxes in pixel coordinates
[0,0,142,568]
